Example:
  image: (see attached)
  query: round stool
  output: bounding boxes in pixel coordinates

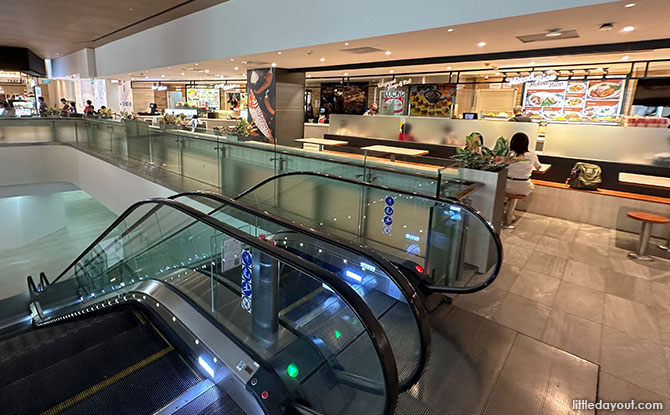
[626,211,670,261]
[503,193,526,229]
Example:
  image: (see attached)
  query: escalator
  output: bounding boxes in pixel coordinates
[232,171,503,304]
[7,198,400,414]
[167,191,430,393]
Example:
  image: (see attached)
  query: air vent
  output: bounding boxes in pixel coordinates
[340,46,385,54]
[245,60,271,66]
[517,30,579,43]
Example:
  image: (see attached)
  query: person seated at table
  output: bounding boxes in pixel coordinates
[505,132,541,196]
[398,123,416,142]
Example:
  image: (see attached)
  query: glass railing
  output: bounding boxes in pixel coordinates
[30,198,398,415]
[0,117,479,201]
[171,191,430,392]
[235,172,503,294]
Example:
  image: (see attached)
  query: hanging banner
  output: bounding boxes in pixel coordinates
[247,68,276,143]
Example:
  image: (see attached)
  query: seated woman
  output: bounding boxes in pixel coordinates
[398,123,416,142]
[505,132,541,196]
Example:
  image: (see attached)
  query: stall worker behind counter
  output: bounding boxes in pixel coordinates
[508,106,532,122]
[363,103,378,116]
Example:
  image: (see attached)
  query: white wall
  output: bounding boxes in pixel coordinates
[91,0,616,77]
[0,145,173,214]
[51,48,97,79]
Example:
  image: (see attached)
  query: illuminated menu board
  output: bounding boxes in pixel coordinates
[186,87,220,110]
[523,79,625,121]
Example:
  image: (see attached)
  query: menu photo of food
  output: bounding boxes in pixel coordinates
[587,81,623,100]
[409,84,456,117]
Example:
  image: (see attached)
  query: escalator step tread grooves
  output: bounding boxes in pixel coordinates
[61,351,201,415]
[173,384,245,415]
[0,310,142,388]
[0,313,168,414]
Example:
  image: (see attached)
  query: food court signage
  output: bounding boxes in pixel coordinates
[377,78,412,90]
[507,72,557,85]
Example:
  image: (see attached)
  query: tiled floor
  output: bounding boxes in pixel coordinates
[454,211,670,409]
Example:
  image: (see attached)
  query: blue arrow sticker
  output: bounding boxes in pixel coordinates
[385,196,395,206]
[384,206,394,216]
[241,266,252,281]
[383,216,393,225]
[241,251,252,266]
[241,281,252,296]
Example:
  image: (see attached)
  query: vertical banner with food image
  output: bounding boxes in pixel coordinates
[409,84,456,117]
[523,79,625,122]
[247,68,276,143]
[383,88,406,115]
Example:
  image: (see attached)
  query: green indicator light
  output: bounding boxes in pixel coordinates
[334,330,342,339]
[287,363,299,378]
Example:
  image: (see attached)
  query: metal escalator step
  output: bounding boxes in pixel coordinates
[60,350,201,415]
[0,310,143,388]
[172,382,245,415]
[0,320,168,414]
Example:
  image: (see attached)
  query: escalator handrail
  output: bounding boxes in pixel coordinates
[170,190,431,392]
[235,170,504,294]
[36,198,399,414]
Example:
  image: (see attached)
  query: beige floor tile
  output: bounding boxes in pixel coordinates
[544,218,580,241]
[569,243,611,269]
[492,263,521,291]
[553,281,604,324]
[538,235,572,258]
[503,244,533,267]
[597,372,669,414]
[600,327,670,398]
[510,270,561,305]
[525,252,568,278]
[542,308,602,363]
[453,286,508,320]
[494,292,551,340]
[607,258,652,280]
[603,294,660,343]
[562,260,606,292]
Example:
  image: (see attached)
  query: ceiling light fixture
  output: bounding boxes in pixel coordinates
[161,75,165,78]
[446,66,452,70]
[344,42,350,46]
[624,3,636,7]
[622,26,635,32]
[545,29,562,37]
[145,76,149,79]
[233,67,239,70]
[319,58,326,62]
[195,63,199,66]
[307,74,312,78]
[477,42,486,47]
[181,72,185,75]
[447,28,454,32]
[599,23,614,31]
[385,51,392,55]
[621,55,630,61]
[343,72,349,76]
[230,58,234,61]
[530,61,536,66]
[277,51,282,55]
[271,63,277,67]
[389,69,394,73]
[205,69,210,73]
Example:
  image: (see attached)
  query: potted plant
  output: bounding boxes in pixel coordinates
[160,113,184,130]
[225,118,258,141]
[98,107,113,119]
[44,106,61,118]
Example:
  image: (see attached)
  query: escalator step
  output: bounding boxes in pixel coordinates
[60,351,201,415]
[0,320,168,414]
[0,310,143,388]
[173,383,245,415]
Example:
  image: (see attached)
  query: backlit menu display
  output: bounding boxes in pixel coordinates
[523,79,625,121]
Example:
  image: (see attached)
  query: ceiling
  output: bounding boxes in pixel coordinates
[0,0,228,59]
[109,0,670,82]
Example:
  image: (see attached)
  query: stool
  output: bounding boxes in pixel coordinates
[659,232,669,251]
[503,193,526,229]
[626,211,670,261]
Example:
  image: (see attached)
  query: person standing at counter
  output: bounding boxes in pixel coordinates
[398,123,417,142]
[505,132,541,196]
[363,103,378,116]
[38,97,47,115]
[84,100,95,116]
[509,106,532,122]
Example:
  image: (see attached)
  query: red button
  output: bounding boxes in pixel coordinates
[261,391,269,400]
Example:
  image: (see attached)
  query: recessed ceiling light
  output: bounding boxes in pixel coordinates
[625,3,636,7]
[56,53,60,56]
[205,69,209,73]
[599,23,614,31]
[389,69,394,73]
[447,28,454,32]
[230,58,234,61]
[145,76,149,79]
[195,63,199,66]
[545,29,562,37]
[344,42,350,46]
[446,66,452,70]
[271,63,277,67]
[129,7,133,11]
[622,26,635,32]
[319,58,326,62]
[161,75,165,78]
[234,67,239,70]
[277,51,282,55]
[621,55,630,60]
[530,61,536,66]
[167,67,171,69]
[385,50,392,55]
[596,67,603,71]
[307,74,312,78]
[344,72,349,76]
[495,72,501,76]
[181,72,185,75]
[477,42,486,47]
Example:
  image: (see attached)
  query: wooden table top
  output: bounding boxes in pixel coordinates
[619,172,670,190]
[295,138,349,146]
[361,145,429,157]
[627,211,670,224]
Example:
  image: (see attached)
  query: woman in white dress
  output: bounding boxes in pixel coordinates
[505,132,541,196]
